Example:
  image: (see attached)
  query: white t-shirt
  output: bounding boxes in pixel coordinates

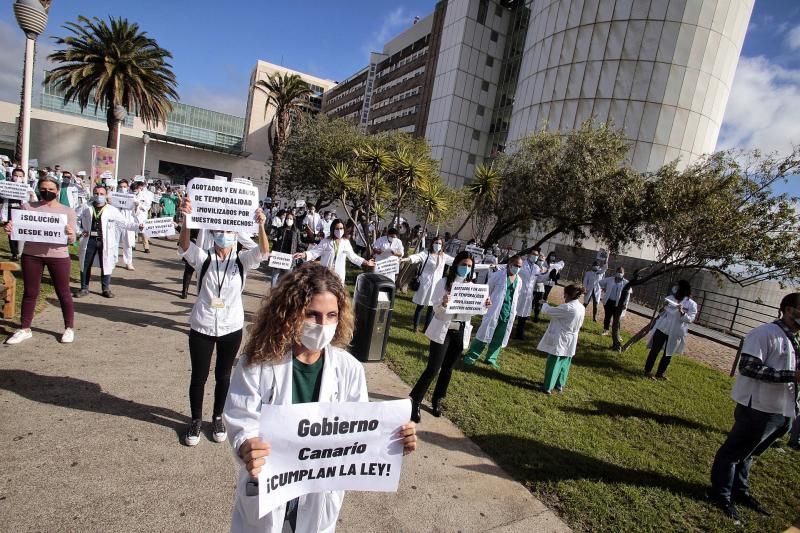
[731,322,797,417]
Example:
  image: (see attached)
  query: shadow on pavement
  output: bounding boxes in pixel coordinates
[73,300,189,332]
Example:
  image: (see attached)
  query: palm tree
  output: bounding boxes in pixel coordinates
[451,162,501,239]
[388,146,431,230]
[414,173,452,244]
[46,16,178,150]
[354,144,392,249]
[255,73,312,199]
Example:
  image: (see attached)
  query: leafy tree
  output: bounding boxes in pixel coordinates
[254,72,312,199]
[46,16,178,149]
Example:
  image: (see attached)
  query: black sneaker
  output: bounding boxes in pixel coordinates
[211,416,227,443]
[73,289,89,298]
[733,493,770,516]
[102,290,114,299]
[708,495,742,524]
[184,419,202,446]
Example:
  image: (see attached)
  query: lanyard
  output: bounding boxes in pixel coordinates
[214,251,233,298]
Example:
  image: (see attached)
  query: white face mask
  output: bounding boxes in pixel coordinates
[285,219,294,227]
[301,321,338,351]
[334,228,344,239]
[432,243,442,253]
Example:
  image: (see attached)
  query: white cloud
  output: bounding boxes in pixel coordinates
[718,56,800,154]
[0,19,57,105]
[362,6,410,57]
[787,24,800,50]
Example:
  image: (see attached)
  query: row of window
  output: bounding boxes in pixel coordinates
[325,78,366,105]
[372,86,422,111]
[371,105,418,126]
[377,47,428,79]
[375,66,426,94]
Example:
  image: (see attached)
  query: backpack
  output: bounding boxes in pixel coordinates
[198,251,245,292]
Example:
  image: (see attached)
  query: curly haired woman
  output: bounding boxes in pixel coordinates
[223,263,417,533]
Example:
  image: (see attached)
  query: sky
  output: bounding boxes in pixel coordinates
[0,0,798,195]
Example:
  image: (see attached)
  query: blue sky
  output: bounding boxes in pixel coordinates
[0,0,798,194]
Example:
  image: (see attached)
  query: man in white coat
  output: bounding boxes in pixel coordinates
[463,255,524,369]
[115,179,137,270]
[132,181,153,253]
[582,258,608,322]
[514,252,562,339]
[599,267,632,351]
[371,227,404,282]
[75,185,142,298]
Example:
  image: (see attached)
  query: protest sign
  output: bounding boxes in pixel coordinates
[28,158,39,169]
[0,181,30,201]
[143,217,176,238]
[445,282,489,315]
[214,175,228,181]
[185,177,258,233]
[257,399,410,517]
[268,251,293,270]
[91,146,116,183]
[596,248,608,263]
[375,256,400,277]
[11,210,68,244]
[295,199,306,208]
[233,177,253,187]
[109,191,134,210]
[465,244,484,257]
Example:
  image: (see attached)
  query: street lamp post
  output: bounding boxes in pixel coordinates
[141,133,150,176]
[113,104,126,179]
[13,0,48,173]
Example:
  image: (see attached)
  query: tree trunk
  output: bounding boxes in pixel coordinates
[451,204,479,240]
[268,143,283,199]
[106,107,119,149]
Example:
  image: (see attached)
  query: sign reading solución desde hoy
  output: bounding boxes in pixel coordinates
[268,251,294,270]
[445,282,490,315]
[374,256,400,277]
[142,217,176,238]
[185,177,258,233]
[257,399,410,517]
[0,181,30,201]
[108,191,135,210]
[11,210,68,244]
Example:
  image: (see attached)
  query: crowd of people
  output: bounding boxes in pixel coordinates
[1,156,797,528]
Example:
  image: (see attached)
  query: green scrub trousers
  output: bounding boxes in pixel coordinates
[463,319,508,366]
[543,354,572,391]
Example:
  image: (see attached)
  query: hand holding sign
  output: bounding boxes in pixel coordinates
[240,437,272,478]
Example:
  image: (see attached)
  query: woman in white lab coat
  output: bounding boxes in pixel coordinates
[513,253,550,339]
[582,259,608,322]
[538,284,587,394]
[644,280,698,379]
[295,218,375,282]
[463,255,524,369]
[401,236,453,331]
[223,263,417,533]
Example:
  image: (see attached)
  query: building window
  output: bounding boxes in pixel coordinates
[490,30,499,42]
[472,129,481,140]
[486,55,494,67]
[477,0,488,24]
[477,105,485,116]
[481,80,490,91]
[468,154,477,165]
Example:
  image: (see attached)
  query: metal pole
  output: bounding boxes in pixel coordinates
[114,123,122,179]
[141,142,147,175]
[19,36,35,172]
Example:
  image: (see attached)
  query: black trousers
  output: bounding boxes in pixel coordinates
[182,260,195,294]
[410,325,465,403]
[603,299,623,348]
[644,329,673,375]
[532,290,545,321]
[188,328,243,420]
[514,316,528,339]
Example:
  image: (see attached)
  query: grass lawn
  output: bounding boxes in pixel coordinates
[381,289,800,532]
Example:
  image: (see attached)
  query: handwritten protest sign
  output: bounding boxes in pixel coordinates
[295,199,306,208]
[465,244,484,257]
[257,399,410,517]
[185,177,258,233]
[445,282,489,315]
[91,146,115,183]
[0,181,30,201]
[268,251,293,270]
[11,210,68,244]
[375,256,400,277]
[143,217,176,238]
[109,191,134,210]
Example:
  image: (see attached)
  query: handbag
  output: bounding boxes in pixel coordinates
[410,252,430,291]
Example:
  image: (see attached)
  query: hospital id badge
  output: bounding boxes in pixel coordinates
[211,298,226,309]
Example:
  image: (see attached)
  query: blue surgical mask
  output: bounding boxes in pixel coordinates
[671,286,678,295]
[456,265,470,278]
[93,194,107,206]
[509,265,520,275]
[213,232,237,248]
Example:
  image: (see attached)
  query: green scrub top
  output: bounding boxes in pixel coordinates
[292,354,324,404]
[499,275,517,323]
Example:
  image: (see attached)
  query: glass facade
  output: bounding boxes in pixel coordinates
[41,77,135,127]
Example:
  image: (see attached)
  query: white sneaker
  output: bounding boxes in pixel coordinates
[601,330,610,336]
[211,416,227,443]
[184,419,202,447]
[6,328,32,345]
[61,328,75,343]
[126,264,135,271]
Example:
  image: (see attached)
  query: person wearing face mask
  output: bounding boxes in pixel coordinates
[270,212,300,287]
[582,259,608,322]
[3,176,78,345]
[409,251,491,422]
[513,252,551,340]
[371,227,405,282]
[179,229,259,300]
[3,168,38,261]
[271,208,286,232]
[114,179,138,271]
[177,196,269,447]
[131,182,153,254]
[599,267,631,351]
[317,211,334,239]
[708,292,800,522]
[538,284,587,394]
[303,205,321,243]
[463,255,525,369]
[75,186,143,299]
[160,187,179,222]
[644,280,698,379]
[401,236,455,332]
[223,262,417,531]
[542,251,565,301]
[295,219,375,283]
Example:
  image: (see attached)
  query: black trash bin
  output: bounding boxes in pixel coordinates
[351,273,395,362]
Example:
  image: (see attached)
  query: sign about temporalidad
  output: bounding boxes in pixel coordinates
[446,282,490,315]
[268,251,293,270]
[375,256,400,277]
[0,181,30,201]
[186,177,258,233]
[11,210,68,244]
[142,217,176,238]
[257,399,410,517]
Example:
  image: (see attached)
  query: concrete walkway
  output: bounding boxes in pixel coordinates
[0,238,569,532]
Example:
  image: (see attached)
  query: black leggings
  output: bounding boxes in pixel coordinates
[644,329,673,376]
[410,325,465,403]
[188,328,243,420]
[182,261,195,294]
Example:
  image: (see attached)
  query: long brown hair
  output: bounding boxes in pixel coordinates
[243,262,355,365]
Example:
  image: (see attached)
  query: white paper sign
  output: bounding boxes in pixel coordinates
[233,177,253,187]
[257,400,410,517]
[28,158,38,169]
[375,256,400,276]
[268,251,293,270]
[11,210,68,244]
[295,199,306,208]
[465,244,484,257]
[109,191,135,210]
[143,217,176,238]
[596,248,608,263]
[446,282,490,315]
[0,181,30,201]
[185,177,258,233]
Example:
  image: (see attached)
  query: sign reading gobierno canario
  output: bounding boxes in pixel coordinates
[11,210,68,244]
[185,177,258,233]
[142,217,176,238]
[445,282,490,315]
[257,399,410,517]
[0,181,30,201]
[268,251,294,270]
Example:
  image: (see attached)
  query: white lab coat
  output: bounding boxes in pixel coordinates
[424,277,474,350]
[305,237,364,282]
[372,235,404,282]
[537,299,586,357]
[78,204,140,275]
[407,251,454,306]
[475,268,521,348]
[515,260,550,317]
[224,346,369,533]
[599,276,632,318]
[648,295,698,357]
[117,198,137,265]
[582,267,607,304]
